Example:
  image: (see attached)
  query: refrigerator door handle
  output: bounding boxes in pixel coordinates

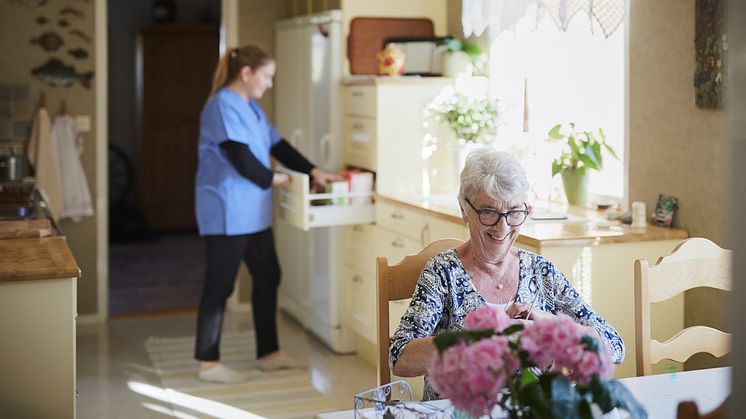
[319,133,332,169]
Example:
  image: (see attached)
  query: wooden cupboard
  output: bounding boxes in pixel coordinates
[137,23,218,230]
[0,237,80,418]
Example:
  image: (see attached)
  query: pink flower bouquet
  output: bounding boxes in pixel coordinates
[428,306,646,418]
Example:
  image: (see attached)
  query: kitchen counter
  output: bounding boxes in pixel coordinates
[0,236,80,282]
[376,193,688,250]
[0,187,79,418]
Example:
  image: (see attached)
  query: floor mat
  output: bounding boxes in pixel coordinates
[144,332,337,419]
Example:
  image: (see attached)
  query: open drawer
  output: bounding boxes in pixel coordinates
[275,168,375,231]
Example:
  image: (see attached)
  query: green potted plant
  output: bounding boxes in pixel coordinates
[441,38,486,77]
[547,122,618,205]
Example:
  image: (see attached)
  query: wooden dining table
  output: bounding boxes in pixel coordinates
[316,367,731,419]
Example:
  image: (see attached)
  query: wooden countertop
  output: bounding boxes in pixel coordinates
[377,193,688,248]
[342,75,454,86]
[0,219,52,239]
[0,236,80,282]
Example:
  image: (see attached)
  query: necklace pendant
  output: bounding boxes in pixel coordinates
[497,283,504,290]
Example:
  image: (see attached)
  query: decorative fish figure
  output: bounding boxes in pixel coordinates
[31,58,94,89]
[69,29,91,43]
[68,48,89,60]
[58,19,70,28]
[36,15,49,25]
[31,31,64,52]
[59,6,85,19]
[10,0,48,8]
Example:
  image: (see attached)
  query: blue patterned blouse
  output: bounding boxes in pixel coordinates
[389,248,625,401]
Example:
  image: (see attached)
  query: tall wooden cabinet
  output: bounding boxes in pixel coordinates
[137,23,218,230]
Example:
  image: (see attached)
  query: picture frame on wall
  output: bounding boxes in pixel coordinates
[694,0,727,109]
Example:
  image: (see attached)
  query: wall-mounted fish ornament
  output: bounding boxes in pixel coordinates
[58,19,70,28]
[31,31,64,52]
[36,16,49,25]
[69,29,91,43]
[10,0,48,8]
[68,48,88,60]
[59,7,85,19]
[31,58,94,89]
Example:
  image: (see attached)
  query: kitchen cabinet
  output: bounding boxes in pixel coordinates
[0,237,80,418]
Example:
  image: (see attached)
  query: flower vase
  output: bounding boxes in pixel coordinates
[443,51,473,77]
[560,170,589,205]
[451,141,482,182]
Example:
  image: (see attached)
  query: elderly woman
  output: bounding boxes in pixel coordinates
[389,148,624,401]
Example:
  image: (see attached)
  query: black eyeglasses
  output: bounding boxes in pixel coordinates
[465,199,529,227]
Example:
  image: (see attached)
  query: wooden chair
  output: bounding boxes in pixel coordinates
[677,396,730,419]
[375,238,463,386]
[634,237,732,376]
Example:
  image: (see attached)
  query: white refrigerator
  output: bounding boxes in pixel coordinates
[273,10,355,353]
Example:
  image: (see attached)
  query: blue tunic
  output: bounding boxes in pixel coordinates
[195,88,282,236]
[389,248,625,401]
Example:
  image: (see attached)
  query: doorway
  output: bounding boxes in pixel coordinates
[107,0,220,317]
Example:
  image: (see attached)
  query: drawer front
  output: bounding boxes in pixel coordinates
[375,226,424,266]
[344,85,377,117]
[425,215,469,243]
[343,116,377,171]
[345,266,376,343]
[375,201,427,243]
[345,224,376,275]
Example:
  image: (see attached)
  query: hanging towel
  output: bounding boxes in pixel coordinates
[52,115,93,220]
[27,107,63,220]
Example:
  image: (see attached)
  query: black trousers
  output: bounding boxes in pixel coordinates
[195,228,281,361]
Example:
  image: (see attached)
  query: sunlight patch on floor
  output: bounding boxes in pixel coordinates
[128,380,267,419]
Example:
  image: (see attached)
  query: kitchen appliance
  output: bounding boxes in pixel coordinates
[383,36,449,76]
[347,17,434,75]
[0,143,26,181]
[274,11,355,353]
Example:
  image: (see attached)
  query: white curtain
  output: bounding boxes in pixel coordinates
[462,0,625,39]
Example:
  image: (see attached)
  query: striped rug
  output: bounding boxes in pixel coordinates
[144,332,337,418]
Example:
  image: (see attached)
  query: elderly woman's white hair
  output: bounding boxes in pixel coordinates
[458,147,530,206]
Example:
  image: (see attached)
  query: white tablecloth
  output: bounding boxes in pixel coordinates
[317,367,731,419]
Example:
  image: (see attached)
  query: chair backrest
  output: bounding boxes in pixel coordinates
[677,396,730,419]
[375,238,464,386]
[634,237,732,376]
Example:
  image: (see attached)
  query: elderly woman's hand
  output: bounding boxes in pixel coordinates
[505,302,553,321]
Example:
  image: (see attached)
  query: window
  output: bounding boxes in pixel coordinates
[488,7,625,202]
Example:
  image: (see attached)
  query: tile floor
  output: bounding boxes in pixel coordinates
[77,310,377,418]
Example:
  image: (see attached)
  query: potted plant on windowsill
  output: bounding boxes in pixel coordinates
[441,38,486,77]
[547,123,618,205]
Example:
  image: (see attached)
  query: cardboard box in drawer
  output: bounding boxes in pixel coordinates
[346,170,374,205]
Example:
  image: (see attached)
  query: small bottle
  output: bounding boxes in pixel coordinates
[631,201,647,228]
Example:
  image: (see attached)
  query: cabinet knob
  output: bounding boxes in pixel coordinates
[352,275,363,283]
[391,238,405,248]
[390,212,404,220]
[352,91,363,97]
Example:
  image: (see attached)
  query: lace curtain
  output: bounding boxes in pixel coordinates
[462,0,625,39]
